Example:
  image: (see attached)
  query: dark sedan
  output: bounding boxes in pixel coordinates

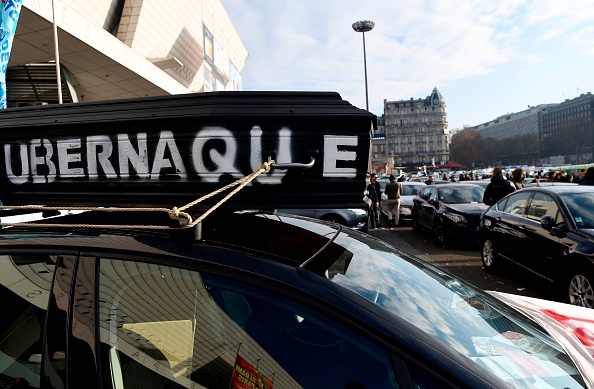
[479,185,594,308]
[411,184,488,247]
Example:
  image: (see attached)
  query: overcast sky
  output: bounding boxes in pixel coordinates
[220,0,594,131]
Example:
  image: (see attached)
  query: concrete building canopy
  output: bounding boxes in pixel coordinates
[6,0,247,107]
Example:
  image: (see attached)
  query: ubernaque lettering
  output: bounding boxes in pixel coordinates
[3,127,359,185]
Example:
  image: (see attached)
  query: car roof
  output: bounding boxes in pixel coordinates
[434,183,484,188]
[521,184,594,195]
[0,209,340,269]
[401,181,426,185]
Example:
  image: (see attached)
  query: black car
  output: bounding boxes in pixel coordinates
[411,184,488,246]
[3,208,594,388]
[479,185,594,308]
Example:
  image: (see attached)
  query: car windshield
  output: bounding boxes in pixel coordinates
[319,230,586,388]
[560,192,594,229]
[401,185,425,196]
[438,186,485,204]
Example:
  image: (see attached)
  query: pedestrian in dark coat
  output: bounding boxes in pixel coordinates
[366,173,382,228]
[578,167,594,186]
[483,167,516,206]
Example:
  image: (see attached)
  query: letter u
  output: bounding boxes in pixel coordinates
[4,144,30,185]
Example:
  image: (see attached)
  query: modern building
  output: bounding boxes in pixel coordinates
[475,104,556,140]
[539,92,594,164]
[6,0,247,107]
[383,88,449,168]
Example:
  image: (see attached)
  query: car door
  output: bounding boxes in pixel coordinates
[522,192,568,283]
[418,186,437,229]
[489,191,534,263]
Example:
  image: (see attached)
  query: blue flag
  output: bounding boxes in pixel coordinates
[1,0,23,109]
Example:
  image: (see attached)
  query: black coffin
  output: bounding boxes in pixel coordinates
[0,91,375,210]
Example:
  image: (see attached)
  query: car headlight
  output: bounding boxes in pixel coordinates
[443,213,467,224]
[349,208,368,215]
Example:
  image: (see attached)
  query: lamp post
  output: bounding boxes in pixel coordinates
[352,20,375,111]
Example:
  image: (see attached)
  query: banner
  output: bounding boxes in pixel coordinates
[231,355,273,389]
[0,0,23,109]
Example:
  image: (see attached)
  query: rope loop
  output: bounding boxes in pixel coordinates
[168,207,179,219]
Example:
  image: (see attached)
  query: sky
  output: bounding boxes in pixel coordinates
[220,0,594,131]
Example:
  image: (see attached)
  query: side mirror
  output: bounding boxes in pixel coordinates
[540,215,555,230]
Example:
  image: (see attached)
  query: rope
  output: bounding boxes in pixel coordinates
[0,160,275,230]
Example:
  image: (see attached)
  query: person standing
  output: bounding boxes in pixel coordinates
[483,167,516,206]
[578,167,594,186]
[384,174,401,227]
[425,176,435,185]
[578,169,587,183]
[366,173,382,228]
[511,168,526,190]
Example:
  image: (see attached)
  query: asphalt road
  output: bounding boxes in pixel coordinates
[366,216,555,301]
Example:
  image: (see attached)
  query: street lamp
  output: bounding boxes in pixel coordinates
[352,20,375,111]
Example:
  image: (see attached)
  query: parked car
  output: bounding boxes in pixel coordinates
[412,184,488,246]
[1,209,593,388]
[523,180,578,188]
[465,179,490,188]
[379,182,427,223]
[479,185,594,308]
[279,208,367,230]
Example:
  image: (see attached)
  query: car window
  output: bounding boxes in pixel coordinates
[0,254,57,389]
[98,258,397,389]
[418,187,430,200]
[526,193,564,224]
[438,186,484,204]
[561,192,594,229]
[323,231,587,388]
[401,185,425,196]
[502,191,532,215]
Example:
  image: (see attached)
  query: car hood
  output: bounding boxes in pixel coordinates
[445,203,488,215]
[488,291,594,385]
[578,228,594,240]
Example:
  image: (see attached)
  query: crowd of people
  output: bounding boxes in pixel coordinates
[483,166,594,208]
[482,166,594,206]
[366,166,594,229]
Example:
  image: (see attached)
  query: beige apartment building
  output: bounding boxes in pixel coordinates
[383,88,449,168]
[7,0,247,106]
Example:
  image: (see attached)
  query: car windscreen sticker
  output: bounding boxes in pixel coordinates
[232,354,273,389]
